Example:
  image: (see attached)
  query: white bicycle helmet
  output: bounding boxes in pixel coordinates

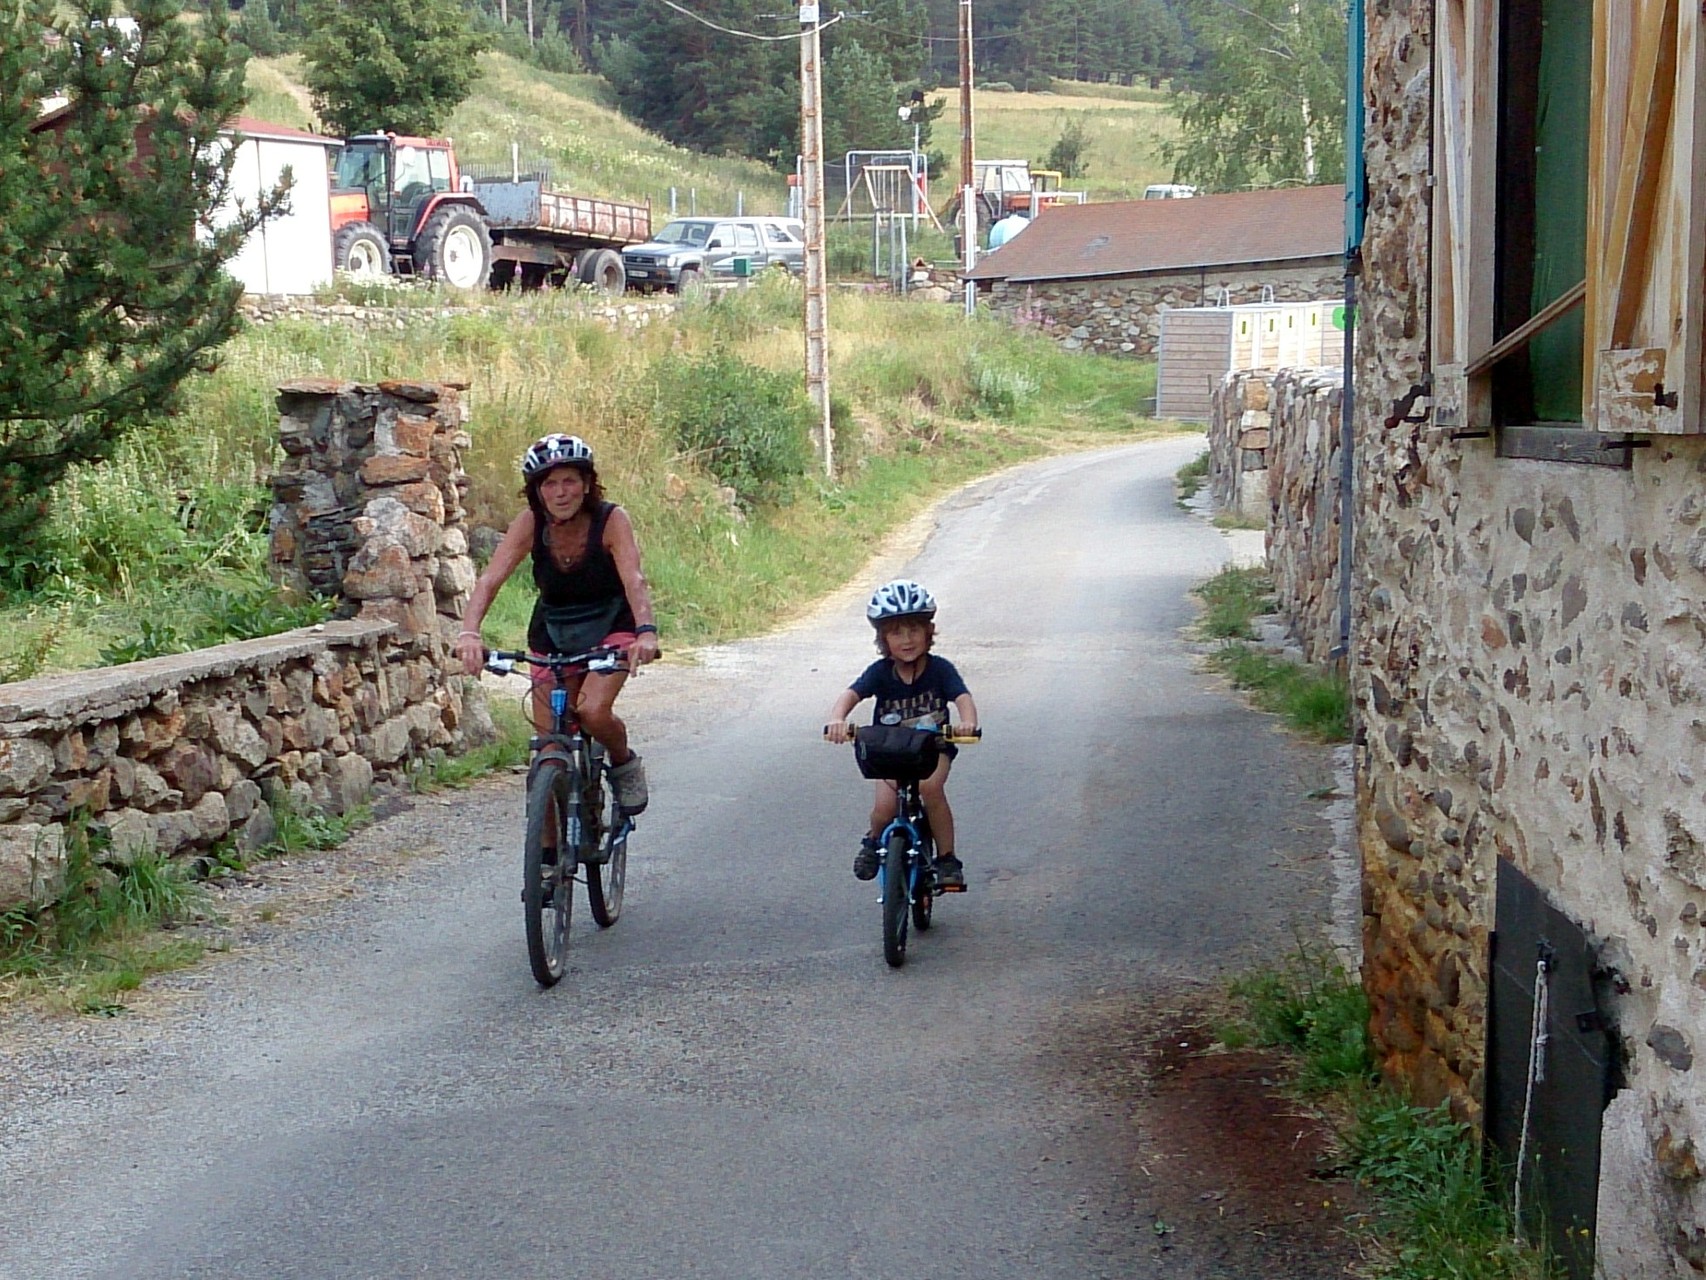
[521,433,594,478]
[866,579,937,626]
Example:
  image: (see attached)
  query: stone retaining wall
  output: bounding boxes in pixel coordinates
[977,261,1342,356]
[239,294,673,331]
[1260,368,1344,665]
[0,380,493,910]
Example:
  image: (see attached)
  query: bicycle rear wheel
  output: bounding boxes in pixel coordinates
[587,783,627,928]
[882,830,910,968]
[523,758,575,987]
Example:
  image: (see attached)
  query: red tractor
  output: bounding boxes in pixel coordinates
[330,134,493,289]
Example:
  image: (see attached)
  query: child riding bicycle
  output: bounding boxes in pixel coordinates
[824,580,979,889]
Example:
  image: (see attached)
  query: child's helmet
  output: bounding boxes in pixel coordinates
[866,579,937,626]
[521,433,594,477]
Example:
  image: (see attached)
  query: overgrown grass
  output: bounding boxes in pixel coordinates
[1224,951,1553,1280]
[1,273,1180,671]
[0,821,210,1013]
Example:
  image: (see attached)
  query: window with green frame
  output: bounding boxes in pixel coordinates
[1493,0,1591,426]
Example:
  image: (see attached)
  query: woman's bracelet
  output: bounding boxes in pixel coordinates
[634,624,658,635]
[458,630,481,638]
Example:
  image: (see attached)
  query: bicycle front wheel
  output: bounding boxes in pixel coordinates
[523,759,576,987]
[882,831,910,968]
[587,787,627,928]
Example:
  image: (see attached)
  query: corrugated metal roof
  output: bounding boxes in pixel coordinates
[965,184,1345,282]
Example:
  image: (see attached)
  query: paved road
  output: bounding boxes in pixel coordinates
[0,437,1338,1279]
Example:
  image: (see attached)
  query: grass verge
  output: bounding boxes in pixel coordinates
[1176,448,1209,502]
[1223,949,1554,1280]
[410,699,533,793]
[0,821,210,1014]
[1191,566,1350,742]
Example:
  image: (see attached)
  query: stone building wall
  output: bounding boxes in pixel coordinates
[1210,367,1346,664]
[1357,4,1706,1275]
[0,381,493,911]
[978,261,1342,356]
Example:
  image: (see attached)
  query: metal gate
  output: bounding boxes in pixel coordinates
[1485,857,1613,1278]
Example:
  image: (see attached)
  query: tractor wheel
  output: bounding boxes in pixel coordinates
[333,222,391,278]
[577,248,626,295]
[413,205,492,290]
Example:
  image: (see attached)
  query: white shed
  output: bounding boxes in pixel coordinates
[219,118,342,296]
[1155,300,1345,420]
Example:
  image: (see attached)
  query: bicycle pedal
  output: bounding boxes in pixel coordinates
[935,881,968,893]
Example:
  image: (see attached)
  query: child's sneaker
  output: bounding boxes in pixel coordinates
[609,754,648,815]
[934,853,966,891]
[853,835,881,881]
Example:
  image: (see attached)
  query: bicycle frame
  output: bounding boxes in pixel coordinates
[876,784,932,906]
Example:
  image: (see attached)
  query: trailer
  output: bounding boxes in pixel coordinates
[473,178,652,293]
[329,134,651,294]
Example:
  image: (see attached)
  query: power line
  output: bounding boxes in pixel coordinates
[843,9,1086,44]
[649,0,845,41]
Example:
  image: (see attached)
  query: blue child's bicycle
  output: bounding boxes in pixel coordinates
[486,645,634,987]
[829,722,981,967]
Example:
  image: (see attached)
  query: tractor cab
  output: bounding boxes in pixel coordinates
[330,134,461,250]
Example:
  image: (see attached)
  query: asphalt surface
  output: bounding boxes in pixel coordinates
[0,437,1339,1279]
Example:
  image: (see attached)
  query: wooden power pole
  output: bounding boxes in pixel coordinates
[800,3,833,476]
[958,0,977,316]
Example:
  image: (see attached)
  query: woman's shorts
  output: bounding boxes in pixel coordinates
[528,631,638,688]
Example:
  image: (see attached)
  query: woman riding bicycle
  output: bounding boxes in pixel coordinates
[455,434,660,815]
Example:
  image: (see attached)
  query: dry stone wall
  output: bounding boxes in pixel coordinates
[978,261,1341,356]
[0,381,494,912]
[1210,367,1345,664]
[1358,2,1706,1274]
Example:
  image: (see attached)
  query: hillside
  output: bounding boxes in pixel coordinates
[245,52,791,216]
[934,83,1181,202]
[241,56,1179,213]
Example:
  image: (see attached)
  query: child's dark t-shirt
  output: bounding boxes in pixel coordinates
[850,655,969,728]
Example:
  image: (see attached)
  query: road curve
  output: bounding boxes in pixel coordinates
[0,436,1338,1279]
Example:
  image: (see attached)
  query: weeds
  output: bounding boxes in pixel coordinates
[1176,449,1210,501]
[265,793,372,858]
[410,700,532,792]
[1207,644,1351,741]
[0,820,209,1011]
[1225,952,1554,1280]
[1192,564,1274,640]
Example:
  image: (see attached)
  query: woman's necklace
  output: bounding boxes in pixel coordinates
[546,512,590,571]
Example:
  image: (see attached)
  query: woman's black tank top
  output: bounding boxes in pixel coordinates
[527,501,636,651]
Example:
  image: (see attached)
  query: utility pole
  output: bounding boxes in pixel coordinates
[958,0,977,318]
[799,3,833,476]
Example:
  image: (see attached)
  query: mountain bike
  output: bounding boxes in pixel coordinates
[828,723,981,968]
[486,646,635,987]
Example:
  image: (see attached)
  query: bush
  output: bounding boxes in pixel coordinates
[644,348,813,507]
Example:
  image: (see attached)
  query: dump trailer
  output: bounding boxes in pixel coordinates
[473,178,652,293]
[328,134,651,294]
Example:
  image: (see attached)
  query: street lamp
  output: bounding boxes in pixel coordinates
[898,104,921,226]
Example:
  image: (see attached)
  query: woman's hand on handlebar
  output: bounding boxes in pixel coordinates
[456,630,485,677]
[627,631,662,668]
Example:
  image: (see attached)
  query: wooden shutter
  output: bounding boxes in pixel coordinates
[1585,0,1706,434]
[1431,0,1500,431]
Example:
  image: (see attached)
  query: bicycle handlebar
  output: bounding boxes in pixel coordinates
[486,646,628,677]
[822,723,982,744]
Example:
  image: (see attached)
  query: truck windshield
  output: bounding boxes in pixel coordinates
[334,143,387,191]
[655,221,712,246]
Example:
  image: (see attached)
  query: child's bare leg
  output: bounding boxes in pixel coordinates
[867,780,899,837]
[919,759,954,854]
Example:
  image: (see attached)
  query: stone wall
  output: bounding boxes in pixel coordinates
[1210,367,1345,664]
[239,294,672,331]
[977,261,1342,356]
[1357,2,1706,1274]
[0,381,493,911]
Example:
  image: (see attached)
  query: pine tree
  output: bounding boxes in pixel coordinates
[0,0,283,578]
[300,0,489,137]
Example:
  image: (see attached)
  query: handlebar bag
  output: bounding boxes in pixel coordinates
[854,724,940,782]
